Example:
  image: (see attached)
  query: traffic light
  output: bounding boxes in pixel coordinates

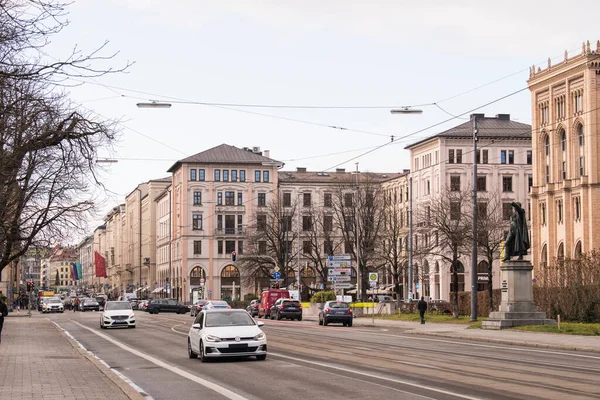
[274,283,280,289]
[231,251,237,262]
[26,281,32,292]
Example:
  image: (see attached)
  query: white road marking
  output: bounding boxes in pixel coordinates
[329,349,354,355]
[71,321,249,400]
[269,352,483,400]
[393,360,442,369]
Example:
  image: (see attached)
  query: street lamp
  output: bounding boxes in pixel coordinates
[390,107,423,114]
[470,114,479,321]
[136,101,172,109]
[297,193,303,301]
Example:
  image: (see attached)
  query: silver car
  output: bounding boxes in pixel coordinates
[43,298,64,313]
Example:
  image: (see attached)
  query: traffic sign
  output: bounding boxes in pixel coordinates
[328,255,352,261]
[200,278,205,286]
[334,283,355,289]
[416,283,420,290]
[333,275,351,282]
[273,271,281,279]
[328,268,351,276]
[328,261,352,268]
[369,272,378,288]
[269,279,283,282]
[274,266,280,272]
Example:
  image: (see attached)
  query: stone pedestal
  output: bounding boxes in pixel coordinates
[482,259,555,330]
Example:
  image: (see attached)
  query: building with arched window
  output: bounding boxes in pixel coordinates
[528,41,600,276]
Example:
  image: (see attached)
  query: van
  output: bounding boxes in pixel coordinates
[258,289,290,318]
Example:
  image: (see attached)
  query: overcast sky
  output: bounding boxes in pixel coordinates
[45,0,598,233]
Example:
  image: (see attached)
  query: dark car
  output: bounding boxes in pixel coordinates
[146,298,189,314]
[80,298,100,312]
[246,299,260,317]
[190,300,208,317]
[270,298,302,321]
[318,301,352,327]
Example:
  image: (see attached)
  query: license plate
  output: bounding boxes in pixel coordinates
[229,343,248,349]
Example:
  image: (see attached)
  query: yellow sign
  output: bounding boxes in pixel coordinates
[369,273,378,282]
[274,266,280,272]
[500,241,505,265]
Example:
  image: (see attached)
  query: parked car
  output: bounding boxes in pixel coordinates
[258,289,290,319]
[269,298,302,321]
[95,294,108,309]
[146,298,189,314]
[138,300,150,311]
[42,298,64,313]
[190,300,208,317]
[318,301,352,327]
[187,309,267,362]
[38,297,53,311]
[203,300,231,310]
[100,301,135,329]
[80,298,100,312]
[246,299,260,317]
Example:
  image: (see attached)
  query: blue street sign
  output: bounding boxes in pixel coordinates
[273,271,281,279]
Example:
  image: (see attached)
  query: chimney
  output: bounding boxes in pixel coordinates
[470,113,485,120]
[336,168,345,173]
[403,169,410,174]
[264,150,270,158]
[296,167,307,172]
[496,114,510,121]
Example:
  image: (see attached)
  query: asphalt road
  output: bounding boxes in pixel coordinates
[48,310,600,400]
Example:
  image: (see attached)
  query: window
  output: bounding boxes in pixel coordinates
[508,150,514,164]
[502,203,512,221]
[477,176,486,192]
[217,192,223,205]
[557,200,563,223]
[302,216,312,231]
[263,171,269,183]
[303,193,311,207]
[580,157,585,176]
[456,149,462,164]
[544,135,550,156]
[302,241,312,254]
[324,193,332,207]
[578,124,584,146]
[541,203,546,225]
[482,150,488,164]
[540,102,549,124]
[426,180,430,195]
[237,241,244,254]
[255,170,261,182]
[450,176,460,191]
[257,215,267,231]
[192,214,203,230]
[501,150,507,164]
[323,215,333,232]
[448,149,454,164]
[239,170,246,182]
[574,90,583,113]
[199,169,205,181]
[223,170,229,182]
[344,240,353,254]
[225,240,235,254]
[556,95,565,119]
[528,176,533,193]
[450,202,460,220]
[258,241,267,255]
[190,169,197,181]
[477,202,487,219]
[545,165,550,184]
[283,193,291,207]
[285,241,293,254]
[502,176,512,192]
[193,241,202,255]
[214,169,221,181]
[527,151,532,165]
[562,161,567,180]
[231,170,237,182]
[282,215,292,232]
[193,191,202,205]
[258,193,266,206]
[225,191,235,205]
[324,240,333,255]
[476,150,480,164]
[344,193,353,207]
[575,197,580,220]
[237,215,243,231]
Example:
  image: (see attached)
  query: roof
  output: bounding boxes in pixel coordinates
[278,170,406,184]
[167,144,282,172]
[405,114,531,150]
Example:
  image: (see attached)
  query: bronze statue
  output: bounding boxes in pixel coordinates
[503,202,530,261]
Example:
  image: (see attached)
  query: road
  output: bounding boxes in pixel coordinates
[48,310,600,400]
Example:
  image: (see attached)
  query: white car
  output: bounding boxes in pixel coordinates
[100,301,136,329]
[43,298,64,313]
[187,309,267,362]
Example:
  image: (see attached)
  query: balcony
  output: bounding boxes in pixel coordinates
[214,228,247,236]
[215,204,245,213]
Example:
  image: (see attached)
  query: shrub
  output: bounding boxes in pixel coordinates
[244,293,258,302]
[310,290,336,304]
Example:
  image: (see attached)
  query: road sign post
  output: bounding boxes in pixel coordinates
[368,273,378,324]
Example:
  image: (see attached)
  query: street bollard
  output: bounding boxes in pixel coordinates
[557,314,561,330]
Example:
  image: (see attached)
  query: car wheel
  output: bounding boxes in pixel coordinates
[199,340,208,363]
[100,322,104,329]
[298,316,302,321]
[155,309,160,314]
[257,313,262,318]
[318,316,323,325]
[256,354,267,361]
[277,313,282,320]
[188,339,197,359]
[269,313,274,320]
[323,317,328,326]
[347,320,352,327]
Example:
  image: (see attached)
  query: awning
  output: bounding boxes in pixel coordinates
[152,287,164,294]
[135,286,149,292]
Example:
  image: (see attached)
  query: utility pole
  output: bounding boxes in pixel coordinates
[471,114,479,321]
[408,177,413,301]
[355,162,361,301]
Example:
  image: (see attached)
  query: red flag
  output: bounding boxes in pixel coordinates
[94,251,107,278]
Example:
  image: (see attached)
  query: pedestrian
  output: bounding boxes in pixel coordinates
[418,296,427,324]
[73,296,80,312]
[0,297,8,344]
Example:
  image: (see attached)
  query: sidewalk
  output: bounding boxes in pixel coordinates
[0,315,145,400]
[350,316,600,353]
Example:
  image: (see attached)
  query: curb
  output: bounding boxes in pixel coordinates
[50,320,149,400]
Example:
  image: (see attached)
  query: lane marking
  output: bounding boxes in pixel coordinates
[393,360,442,370]
[71,321,249,400]
[269,352,482,400]
[52,321,153,399]
[330,349,353,355]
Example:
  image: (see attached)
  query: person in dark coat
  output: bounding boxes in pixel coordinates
[417,296,427,324]
[503,202,530,261]
[0,298,8,344]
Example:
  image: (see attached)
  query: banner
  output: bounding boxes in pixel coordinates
[70,262,77,280]
[76,262,83,281]
[94,251,107,278]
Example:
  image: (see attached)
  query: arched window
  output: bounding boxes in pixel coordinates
[544,134,550,156]
[561,130,566,151]
[541,244,548,284]
[577,124,585,176]
[574,196,581,220]
[578,124,584,146]
[574,241,582,260]
[221,265,239,277]
[477,261,489,274]
[557,200,563,223]
[557,243,565,263]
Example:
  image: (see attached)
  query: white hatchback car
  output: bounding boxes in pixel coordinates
[188,309,267,362]
[100,301,136,329]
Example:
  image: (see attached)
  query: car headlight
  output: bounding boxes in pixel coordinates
[253,332,265,341]
[103,315,111,320]
[129,314,135,319]
[205,334,221,342]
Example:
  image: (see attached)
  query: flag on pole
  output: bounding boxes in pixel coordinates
[76,262,83,281]
[94,251,107,278]
[70,263,76,280]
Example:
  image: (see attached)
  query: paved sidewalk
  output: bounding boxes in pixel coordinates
[0,315,144,400]
[350,316,600,353]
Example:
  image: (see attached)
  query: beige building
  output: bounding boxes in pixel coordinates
[528,41,600,273]
[405,114,532,301]
[154,186,171,297]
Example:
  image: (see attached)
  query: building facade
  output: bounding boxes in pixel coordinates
[528,41,600,272]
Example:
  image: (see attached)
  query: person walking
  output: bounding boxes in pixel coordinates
[418,296,427,324]
[0,298,8,344]
[73,296,80,312]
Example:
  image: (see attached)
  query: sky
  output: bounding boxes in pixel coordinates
[42,0,599,233]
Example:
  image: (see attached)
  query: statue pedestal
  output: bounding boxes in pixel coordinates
[482,260,555,330]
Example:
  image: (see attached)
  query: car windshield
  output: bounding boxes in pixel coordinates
[105,302,132,311]
[282,301,300,307]
[209,301,228,307]
[329,302,350,308]
[205,311,255,327]
[48,299,61,304]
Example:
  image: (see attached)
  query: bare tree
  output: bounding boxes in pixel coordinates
[413,187,471,317]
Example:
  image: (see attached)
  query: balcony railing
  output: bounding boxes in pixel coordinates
[214,228,247,236]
